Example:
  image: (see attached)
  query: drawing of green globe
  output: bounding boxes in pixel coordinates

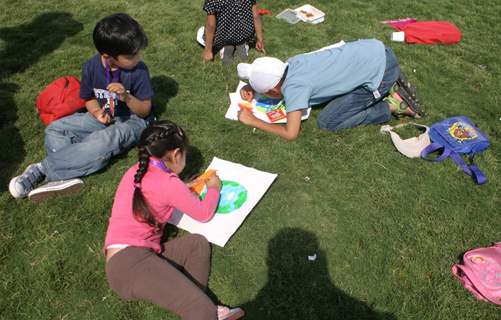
[199,180,248,214]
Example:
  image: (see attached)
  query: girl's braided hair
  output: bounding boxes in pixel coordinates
[133,120,188,228]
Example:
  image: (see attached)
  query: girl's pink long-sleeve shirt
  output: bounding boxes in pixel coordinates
[104,164,219,253]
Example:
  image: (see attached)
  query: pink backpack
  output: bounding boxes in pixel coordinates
[452,243,501,305]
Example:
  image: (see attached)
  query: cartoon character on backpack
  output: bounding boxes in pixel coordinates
[421,116,489,184]
[448,121,477,142]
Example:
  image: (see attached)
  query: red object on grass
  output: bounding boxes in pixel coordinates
[36,76,86,126]
[258,8,272,16]
[266,109,286,122]
[401,21,461,44]
[382,17,417,29]
[385,20,461,45]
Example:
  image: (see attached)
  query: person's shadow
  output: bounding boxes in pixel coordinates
[241,228,396,320]
[151,75,179,117]
[179,145,205,182]
[0,12,83,190]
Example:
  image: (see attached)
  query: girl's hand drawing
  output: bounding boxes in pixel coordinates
[185,179,198,189]
[206,174,221,191]
[240,85,254,102]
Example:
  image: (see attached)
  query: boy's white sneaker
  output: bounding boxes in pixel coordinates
[28,179,83,203]
[9,163,46,198]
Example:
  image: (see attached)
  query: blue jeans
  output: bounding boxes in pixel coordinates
[317,47,400,131]
[42,112,150,181]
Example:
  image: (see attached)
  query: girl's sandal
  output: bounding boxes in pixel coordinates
[386,93,421,119]
[391,82,425,117]
[218,306,245,320]
[396,72,418,101]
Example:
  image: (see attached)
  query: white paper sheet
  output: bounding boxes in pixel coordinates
[307,40,346,54]
[225,81,311,124]
[169,157,277,247]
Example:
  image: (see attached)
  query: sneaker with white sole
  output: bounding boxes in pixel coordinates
[234,44,249,61]
[9,163,46,198]
[28,179,83,203]
[221,45,235,65]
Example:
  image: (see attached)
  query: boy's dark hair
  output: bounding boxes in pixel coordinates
[93,13,148,58]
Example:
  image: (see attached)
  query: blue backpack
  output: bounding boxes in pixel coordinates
[420,116,490,184]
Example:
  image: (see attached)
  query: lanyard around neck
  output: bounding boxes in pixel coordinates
[105,60,121,86]
[149,158,172,173]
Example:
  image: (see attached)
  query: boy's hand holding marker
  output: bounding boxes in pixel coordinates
[237,85,258,126]
[107,82,129,101]
[87,100,112,124]
[95,110,112,124]
[238,101,258,126]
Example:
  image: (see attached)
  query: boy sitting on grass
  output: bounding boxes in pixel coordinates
[9,13,154,202]
[236,39,423,141]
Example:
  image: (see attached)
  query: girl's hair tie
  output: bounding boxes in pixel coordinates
[134,182,141,189]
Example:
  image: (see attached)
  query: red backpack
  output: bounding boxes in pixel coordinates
[36,76,86,126]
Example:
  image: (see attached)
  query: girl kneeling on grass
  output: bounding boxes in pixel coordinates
[201,0,265,64]
[104,120,244,320]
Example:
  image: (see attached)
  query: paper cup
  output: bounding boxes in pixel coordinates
[391,31,405,42]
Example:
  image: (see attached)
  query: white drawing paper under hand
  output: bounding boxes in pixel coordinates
[169,157,277,247]
[225,81,311,124]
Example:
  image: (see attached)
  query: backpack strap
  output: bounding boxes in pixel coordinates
[421,144,488,185]
[448,152,487,184]
[420,142,451,161]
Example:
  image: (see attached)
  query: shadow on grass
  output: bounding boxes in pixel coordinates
[151,75,179,117]
[241,228,396,320]
[0,12,83,190]
[179,145,205,182]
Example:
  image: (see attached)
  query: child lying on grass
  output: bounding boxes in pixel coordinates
[236,39,423,141]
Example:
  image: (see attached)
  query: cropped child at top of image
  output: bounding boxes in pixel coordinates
[201,0,265,65]
[104,120,244,320]
[236,39,424,141]
[9,13,154,202]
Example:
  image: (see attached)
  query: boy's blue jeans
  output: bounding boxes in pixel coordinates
[316,47,400,131]
[42,112,149,181]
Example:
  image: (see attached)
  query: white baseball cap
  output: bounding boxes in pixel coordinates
[237,57,287,94]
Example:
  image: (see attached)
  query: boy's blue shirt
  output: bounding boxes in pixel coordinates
[80,54,154,117]
[282,39,387,113]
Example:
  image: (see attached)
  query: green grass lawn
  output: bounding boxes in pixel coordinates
[1,0,500,319]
